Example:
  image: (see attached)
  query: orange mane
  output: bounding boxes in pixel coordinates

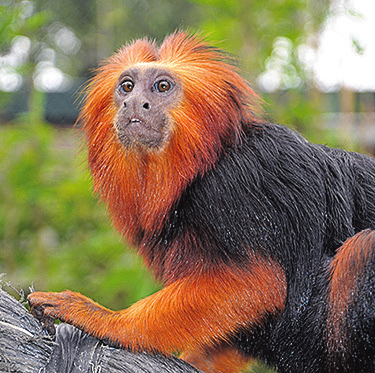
[79,32,261,247]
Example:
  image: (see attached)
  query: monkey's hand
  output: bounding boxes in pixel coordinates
[28,290,113,337]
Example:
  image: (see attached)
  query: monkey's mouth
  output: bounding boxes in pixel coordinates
[116,118,164,149]
[126,118,158,137]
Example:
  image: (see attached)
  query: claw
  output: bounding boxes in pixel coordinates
[30,304,45,321]
[42,315,57,335]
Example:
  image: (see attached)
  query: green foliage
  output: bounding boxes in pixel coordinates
[0,121,159,309]
[0,0,50,110]
[189,0,331,138]
[0,0,49,51]
[190,0,329,70]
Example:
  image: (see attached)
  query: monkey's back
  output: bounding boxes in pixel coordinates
[175,123,374,264]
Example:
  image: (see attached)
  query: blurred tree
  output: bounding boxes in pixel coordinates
[23,0,202,78]
[189,0,331,140]
[0,0,49,113]
[190,0,329,77]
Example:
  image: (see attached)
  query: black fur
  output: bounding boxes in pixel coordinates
[158,123,375,372]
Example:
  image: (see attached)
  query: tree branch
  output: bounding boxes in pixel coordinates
[0,287,200,373]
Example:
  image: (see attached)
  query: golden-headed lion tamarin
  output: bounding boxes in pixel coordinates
[28,32,375,373]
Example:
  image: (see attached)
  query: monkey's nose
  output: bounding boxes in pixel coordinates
[142,101,150,110]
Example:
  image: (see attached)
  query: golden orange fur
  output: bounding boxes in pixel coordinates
[79,32,261,248]
[29,255,286,356]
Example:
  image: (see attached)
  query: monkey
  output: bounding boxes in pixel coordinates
[28,32,375,373]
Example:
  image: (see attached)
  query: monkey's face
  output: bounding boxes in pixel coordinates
[113,66,182,151]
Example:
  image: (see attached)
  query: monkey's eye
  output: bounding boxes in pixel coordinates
[154,80,172,93]
[120,80,134,92]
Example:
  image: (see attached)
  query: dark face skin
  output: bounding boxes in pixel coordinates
[113,66,182,151]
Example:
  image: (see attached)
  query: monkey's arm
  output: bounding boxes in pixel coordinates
[28,257,286,355]
[0,287,201,373]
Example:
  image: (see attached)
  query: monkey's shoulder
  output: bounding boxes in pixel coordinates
[173,123,375,256]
